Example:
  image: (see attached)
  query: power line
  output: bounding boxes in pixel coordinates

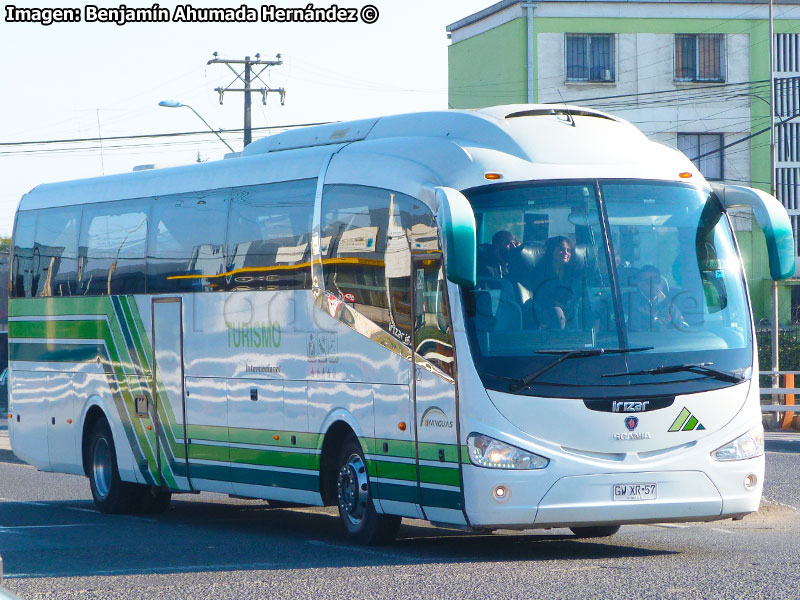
[0,121,328,148]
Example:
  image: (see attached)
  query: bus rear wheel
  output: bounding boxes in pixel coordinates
[335,436,401,545]
[569,525,621,538]
[88,418,142,514]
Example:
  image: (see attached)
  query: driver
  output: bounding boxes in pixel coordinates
[628,265,689,331]
[477,229,520,279]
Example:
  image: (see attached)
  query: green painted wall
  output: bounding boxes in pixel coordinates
[448,19,527,108]
[448,13,800,323]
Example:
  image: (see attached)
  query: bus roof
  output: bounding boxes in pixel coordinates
[17,104,698,212]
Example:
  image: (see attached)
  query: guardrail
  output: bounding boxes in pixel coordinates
[760,370,800,429]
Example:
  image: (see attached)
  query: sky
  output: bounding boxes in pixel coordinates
[0,0,493,236]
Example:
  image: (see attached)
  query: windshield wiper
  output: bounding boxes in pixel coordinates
[603,362,745,384]
[508,347,653,393]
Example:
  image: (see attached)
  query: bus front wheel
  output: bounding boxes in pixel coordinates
[335,436,401,545]
[569,525,621,538]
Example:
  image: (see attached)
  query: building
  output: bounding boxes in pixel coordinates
[447,0,800,323]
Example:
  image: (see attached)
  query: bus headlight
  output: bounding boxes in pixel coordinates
[467,433,549,470]
[711,426,764,461]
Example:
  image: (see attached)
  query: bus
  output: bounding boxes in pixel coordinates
[8,105,794,544]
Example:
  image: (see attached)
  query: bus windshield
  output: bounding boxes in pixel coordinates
[461,179,753,398]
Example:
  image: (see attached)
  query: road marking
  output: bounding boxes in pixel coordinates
[0,524,100,531]
[63,506,158,523]
[3,562,278,579]
[0,498,48,506]
[710,527,736,535]
[307,539,415,562]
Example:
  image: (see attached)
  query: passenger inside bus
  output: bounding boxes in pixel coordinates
[528,235,584,329]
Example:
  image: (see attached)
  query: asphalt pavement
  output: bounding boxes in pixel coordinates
[0,418,798,599]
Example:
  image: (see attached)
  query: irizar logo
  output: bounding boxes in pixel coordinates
[612,400,650,413]
[669,407,706,432]
[419,406,453,429]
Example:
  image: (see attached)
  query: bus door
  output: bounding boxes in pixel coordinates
[151,297,190,491]
[411,254,464,524]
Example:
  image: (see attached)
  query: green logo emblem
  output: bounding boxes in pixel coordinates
[668,407,705,432]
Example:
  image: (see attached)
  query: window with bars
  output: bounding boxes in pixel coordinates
[677,133,723,180]
[565,34,615,82]
[675,34,725,82]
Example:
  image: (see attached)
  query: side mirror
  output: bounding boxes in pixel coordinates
[436,187,477,287]
[710,183,795,280]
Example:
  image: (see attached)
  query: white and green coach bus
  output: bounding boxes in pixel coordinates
[8,105,794,544]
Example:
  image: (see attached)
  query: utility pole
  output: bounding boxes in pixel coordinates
[769,0,780,392]
[207,52,286,148]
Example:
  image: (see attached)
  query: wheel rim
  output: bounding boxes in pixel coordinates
[92,437,112,500]
[337,453,369,526]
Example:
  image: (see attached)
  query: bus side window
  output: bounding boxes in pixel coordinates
[321,185,414,346]
[414,259,454,377]
[148,190,229,293]
[408,210,454,377]
[80,199,149,296]
[12,212,37,298]
[34,207,81,297]
[225,179,315,292]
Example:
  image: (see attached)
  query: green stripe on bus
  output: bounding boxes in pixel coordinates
[9,296,112,317]
[229,428,321,449]
[371,461,459,487]
[9,342,104,363]
[375,483,461,510]
[190,463,320,492]
[375,482,417,504]
[187,444,230,463]
[420,486,463,510]
[187,424,321,450]
[420,465,461,487]
[372,438,415,459]
[230,447,320,471]
[418,442,459,463]
[187,439,322,471]
[370,459,416,482]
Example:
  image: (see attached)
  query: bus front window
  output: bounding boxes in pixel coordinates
[461,180,752,398]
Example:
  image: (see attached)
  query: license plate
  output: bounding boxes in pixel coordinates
[613,483,657,501]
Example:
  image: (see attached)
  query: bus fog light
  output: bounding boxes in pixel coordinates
[744,474,758,489]
[711,426,764,461]
[493,485,510,501]
[467,433,549,470]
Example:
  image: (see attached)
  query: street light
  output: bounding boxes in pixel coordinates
[158,100,235,153]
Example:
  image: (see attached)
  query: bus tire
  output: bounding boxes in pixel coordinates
[335,436,401,545]
[138,486,172,514]
[87,418,142,514]
[569,525,621,538]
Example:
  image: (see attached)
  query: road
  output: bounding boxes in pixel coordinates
[1,422,798,600]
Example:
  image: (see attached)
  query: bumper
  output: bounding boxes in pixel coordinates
[462,459,763,529]
[534,471,721,527]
